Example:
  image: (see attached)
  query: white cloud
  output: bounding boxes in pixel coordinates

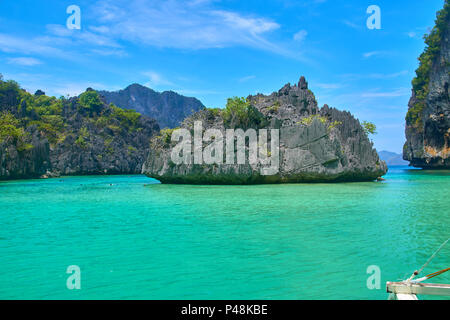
[341,71,408,80]
[176,88,221,95]
[293,30,308,42]
[0,0,302,63]
[343,20,360,30]
[367,71,408,79]
[45,24,74,37]
[361,88,410,98]
[142,71,174,87]
[239,75,256,82]
[363,51,392,59]
[7,57,42,66]
[90,0,282,53]
[53,82,109,97]
[0,33,68,58]
[45,24,121,48]
[213,10,279,35]
[1,72,109,97]
[313,83,342,89]
[90,48,127,57]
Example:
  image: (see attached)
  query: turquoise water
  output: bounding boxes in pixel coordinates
[0,166,448,300]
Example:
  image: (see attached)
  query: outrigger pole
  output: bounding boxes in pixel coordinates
[387,238,450,300]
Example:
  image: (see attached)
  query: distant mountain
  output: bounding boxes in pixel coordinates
[378,151,409,166]
[99,84,205,129]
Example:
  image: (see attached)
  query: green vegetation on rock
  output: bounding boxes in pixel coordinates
[75,127,89,149]
[297,114,327,126]
[267,101,280,113]
[362,121,377,136]
[0,112,33,152]
[206,108,222,117]
[79,90,103,114]
[407,0,449,127]
[297,114,343,131]
[222,97,266,129]
[0,74,161,179]
[110,105,141,131]
[159,128,178,145]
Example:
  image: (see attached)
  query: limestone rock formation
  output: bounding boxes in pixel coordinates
[404,1,450,168]
[143,77,387,184]
[0,125,50,179]
[0,79,159,180]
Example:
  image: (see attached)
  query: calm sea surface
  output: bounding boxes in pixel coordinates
[0,166,448,299]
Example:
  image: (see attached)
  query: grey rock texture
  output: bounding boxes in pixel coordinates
[99,84,205,129]
[404,5,450,168]
[0,84,159,180]
[143,77,387,184]
[0,126,50,179]
[48,98,159,176]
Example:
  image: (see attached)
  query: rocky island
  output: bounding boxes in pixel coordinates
[143,77,387,184]
[0,77,159,180]
[404,1,450,168]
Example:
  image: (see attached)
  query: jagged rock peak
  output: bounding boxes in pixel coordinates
[278,83,291,95]
[298,76,308,89]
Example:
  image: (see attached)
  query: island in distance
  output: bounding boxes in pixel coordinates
[378,151,409,166]
[143,76,387,184]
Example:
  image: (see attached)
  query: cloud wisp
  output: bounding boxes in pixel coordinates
[1,0,310,66]
[142,71,174,88]
[362,51,394,59]
[339,71,409,82]
[6,57,43,66]
[89,0,288,55]
[293,30,308,42]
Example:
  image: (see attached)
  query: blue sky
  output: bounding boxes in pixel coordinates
[0,0,445,153]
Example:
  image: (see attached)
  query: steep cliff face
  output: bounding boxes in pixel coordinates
[143,77,387,184]
[0,126,50,179]
[0,79,159,180]
[404,1,450,168]
[99,84,205,129]
[48,96,159,176]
